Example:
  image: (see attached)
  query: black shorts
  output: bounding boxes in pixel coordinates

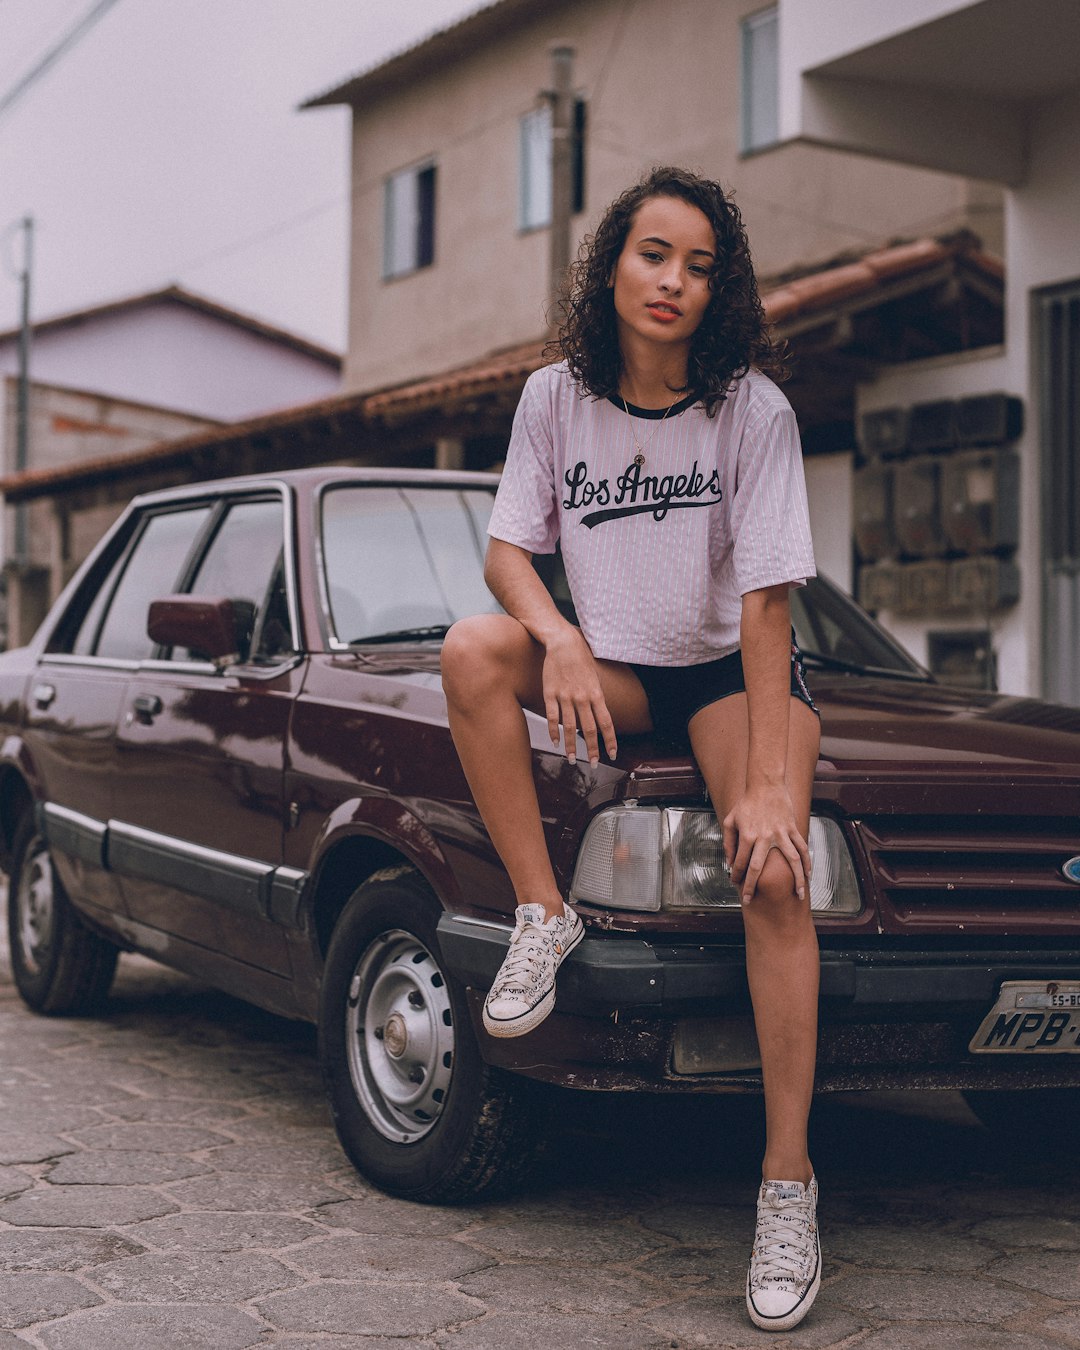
[629,638,819,745]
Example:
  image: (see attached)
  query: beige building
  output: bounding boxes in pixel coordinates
[304,0,1002,394]
[773,0,1080,703]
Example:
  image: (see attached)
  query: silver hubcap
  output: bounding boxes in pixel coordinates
[345,929,454,1144]
[16,840,55,975]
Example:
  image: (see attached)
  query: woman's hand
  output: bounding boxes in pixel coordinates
[542,629,618,767]
[723,783,811,905]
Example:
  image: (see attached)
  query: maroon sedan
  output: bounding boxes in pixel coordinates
[2,467,1079,1201]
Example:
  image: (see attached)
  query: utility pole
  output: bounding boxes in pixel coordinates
[13,216,33,562]
[546,42,575,336]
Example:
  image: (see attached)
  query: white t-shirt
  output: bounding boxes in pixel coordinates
[487,361,816,666]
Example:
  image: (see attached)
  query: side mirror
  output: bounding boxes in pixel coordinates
[147,596,252,665]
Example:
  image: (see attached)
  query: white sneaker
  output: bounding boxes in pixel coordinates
[746,1176,821,1331]
[482,902,584,1038]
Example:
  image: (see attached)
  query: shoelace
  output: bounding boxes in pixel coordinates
[750,1199,815,1288]
[491,924,553,998]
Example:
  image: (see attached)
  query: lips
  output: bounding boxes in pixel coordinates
[647,302,682,322]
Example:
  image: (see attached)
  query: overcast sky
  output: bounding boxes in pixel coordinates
[0,0,484,350]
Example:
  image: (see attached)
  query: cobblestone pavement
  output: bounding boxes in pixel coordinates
[1,902,1079,1349]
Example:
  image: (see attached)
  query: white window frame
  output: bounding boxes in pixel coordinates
[383,160,436,280]
[518,99,586,232]
[740,5,779,155]
[519,105,553,231]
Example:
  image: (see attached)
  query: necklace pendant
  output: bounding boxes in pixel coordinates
[633,452,646,468]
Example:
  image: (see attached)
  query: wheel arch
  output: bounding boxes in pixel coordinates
[0,765,35,873]
[296,791,467,968]
[308,835,413,958]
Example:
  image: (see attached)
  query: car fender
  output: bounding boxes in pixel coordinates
[298,794,464,929]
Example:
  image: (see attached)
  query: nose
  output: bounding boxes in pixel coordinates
[658,260,684,295]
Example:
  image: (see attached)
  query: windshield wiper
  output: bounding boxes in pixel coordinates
[347,624,453,645]
[798,649,927,679]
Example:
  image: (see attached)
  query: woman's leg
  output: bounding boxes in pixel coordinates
[440,614,651,919]
[687,694,821,1182]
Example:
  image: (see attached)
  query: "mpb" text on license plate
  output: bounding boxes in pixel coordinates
[969,981,1080,1054]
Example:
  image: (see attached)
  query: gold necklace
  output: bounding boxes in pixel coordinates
[619,394,679,467]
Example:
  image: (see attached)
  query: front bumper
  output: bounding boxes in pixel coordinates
[437,913,1080,1012]
[437,913,1080,1092]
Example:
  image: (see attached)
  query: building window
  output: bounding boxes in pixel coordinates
[519,99,586,231]
[741,6,779,154]
[383,161,436,279]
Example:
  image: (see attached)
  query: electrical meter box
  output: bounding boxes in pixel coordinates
[908,400,958,453]
[893,457,946,557]
[941,447,1020,554]
[897,560,950,614]
[948,557,1021,611]
[857,562,902,612]
[853,463,895,560]
[957,392,1023,446]
[860,407,909,459]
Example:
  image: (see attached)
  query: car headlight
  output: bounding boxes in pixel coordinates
[569,807,862,915]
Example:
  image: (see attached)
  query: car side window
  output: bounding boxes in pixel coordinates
[90,507,212,661]
[175,497,291,664]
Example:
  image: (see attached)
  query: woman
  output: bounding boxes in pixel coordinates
[440,166,821,1332]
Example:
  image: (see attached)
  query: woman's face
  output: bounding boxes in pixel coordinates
[611,194,716,353]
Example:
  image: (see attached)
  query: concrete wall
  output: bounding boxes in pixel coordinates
[0,302,341,422]
[342,0,1000,392]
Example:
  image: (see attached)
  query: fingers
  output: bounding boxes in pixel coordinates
[779,838,808,902]
[722,809,737,871]
[595,702,618,762]
[740,837,771,906]
[546,693,561,750]
[558,696,579,765]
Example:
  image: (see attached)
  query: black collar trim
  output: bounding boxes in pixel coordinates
[606,391,699,419]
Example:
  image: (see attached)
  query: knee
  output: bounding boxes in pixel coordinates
[440,615,521,705]
[743,853,808,927]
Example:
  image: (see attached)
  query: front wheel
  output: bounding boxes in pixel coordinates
[7,814,119,1015]
[318,866,546,1203]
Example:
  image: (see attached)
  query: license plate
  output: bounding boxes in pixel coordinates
[970,981,1080,1054]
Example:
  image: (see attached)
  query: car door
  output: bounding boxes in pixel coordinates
[110,490,302,978]
[26,502,214,920]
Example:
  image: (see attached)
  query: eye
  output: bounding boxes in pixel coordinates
[641,250,665,262]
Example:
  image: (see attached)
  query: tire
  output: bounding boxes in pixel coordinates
[318,865,546,1203]
[963,1087,1079,1133]
[7,813,119,1015]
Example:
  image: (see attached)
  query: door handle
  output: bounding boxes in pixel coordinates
[132,694,163,723]
[32,682,56,708]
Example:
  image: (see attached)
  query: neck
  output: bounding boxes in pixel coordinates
[617,330,690,408]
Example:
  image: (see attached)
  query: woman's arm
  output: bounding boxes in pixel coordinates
[485,538,618,766]
[722,582,812,903]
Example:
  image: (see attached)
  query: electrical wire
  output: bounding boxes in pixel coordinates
[0,0,122,122]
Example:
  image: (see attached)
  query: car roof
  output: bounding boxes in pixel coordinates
[129,465,501,509]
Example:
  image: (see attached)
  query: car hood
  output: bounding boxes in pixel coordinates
[355,651,1080,782]
[810,675,1080,779]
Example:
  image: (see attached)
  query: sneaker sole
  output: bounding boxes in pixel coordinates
[745,1241,821,1332]
[481,920,584,1039]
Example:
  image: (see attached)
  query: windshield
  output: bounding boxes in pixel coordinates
[320,485,500,644]
[790,574,926,677]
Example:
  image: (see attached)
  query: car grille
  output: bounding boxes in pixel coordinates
[858,814,1080,930]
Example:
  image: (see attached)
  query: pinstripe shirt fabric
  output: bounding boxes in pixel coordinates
[487,361,816,666]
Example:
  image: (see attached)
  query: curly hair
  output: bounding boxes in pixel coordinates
[547,166,787,415]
